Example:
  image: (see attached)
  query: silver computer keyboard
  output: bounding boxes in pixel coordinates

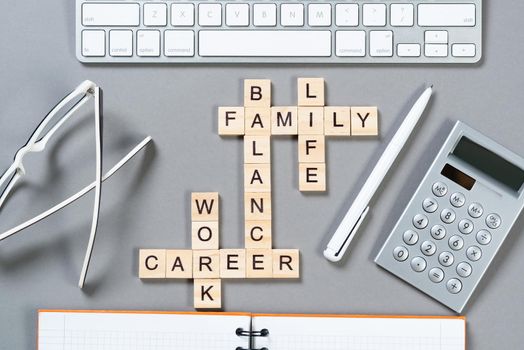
[76,0,482,64]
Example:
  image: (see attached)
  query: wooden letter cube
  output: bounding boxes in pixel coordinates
[351,107,379,136]
[244,79,271,107]
[244,164,271,193]
[220,249,246,278]
[245,192,272,221]
[245,220,272,249]
[166,249,193,279]
[324,106,351,136]
[299,163,326,192]
[246,249,273,278]
[297,78,325,106]
[193,250,220,278]
[194,279,221,309]
[298,107,324,135]
[244,136,271,164]
[192,221,219,250]
[273,249,300,278]
[139,249,166,279]
[298,135,325,163]
[245,107,271,135]
[191,192,219,221]
[271,107,298,135]
[218,107,245,136]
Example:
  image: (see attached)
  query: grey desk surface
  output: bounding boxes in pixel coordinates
[1,0,523,348]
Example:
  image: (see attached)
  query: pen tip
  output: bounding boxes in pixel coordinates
[429,84,434,89]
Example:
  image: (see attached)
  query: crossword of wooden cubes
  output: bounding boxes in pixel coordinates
[139,192,300,309]
[218,78,379,191]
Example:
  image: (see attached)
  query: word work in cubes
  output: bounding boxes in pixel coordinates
[218,78,379,192]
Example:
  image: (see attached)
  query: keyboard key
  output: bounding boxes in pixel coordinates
[432,182,447,197]
[403,230,419,245]
[199,30,331,57]
[438,251,454,267]
[144,3,167,26]
[336,30,365,57]
[449,192,465,207]
[370,31,393,57]
[425,31,448,44]
[397,44,420,57]
[82,3,140,26]
[449,235,464,251]
[137,30,160,57]
[390,4,413,27]
[109,30,132,57]
[410,256,426,272]
[422,198,438,213]
[335,4,358,27]
[468,202,483,218]
[476,230,492,245]
[458,219,474,234]
[446,278,462,294]
[420,240,436,256]
[171,3,195,26]
[281,4,304,27]
[441,208,456,224]
[393,246,409,261]
[430,224,446,240]
[456,262,472,278]
[418,4,476,27]
[254,3,277,26]
[199,3,222,27]
[429,267,444,283]
[164,30,194,57]
[363,4,386,27]
[425,44,448,57]
[452,44,476,57]
[308,4,331,27]
[466,246,482,261]
[412,214,428,229]
[486,213,501,229]
[82,30,105,57]
[226,3,249,27]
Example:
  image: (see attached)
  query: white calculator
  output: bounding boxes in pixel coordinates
[375,121,524,312]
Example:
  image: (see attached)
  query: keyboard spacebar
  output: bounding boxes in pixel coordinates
[199,31,331,57]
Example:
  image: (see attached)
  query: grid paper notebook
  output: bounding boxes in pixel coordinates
[38,310,465,350]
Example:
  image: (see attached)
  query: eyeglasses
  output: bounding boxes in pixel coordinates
[0,80,152,288]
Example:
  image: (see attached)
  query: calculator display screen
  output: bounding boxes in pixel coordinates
[452,137,524,192]
[441,163,475,190]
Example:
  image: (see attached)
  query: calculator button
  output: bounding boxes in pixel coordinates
[422,198,438,213]
[476,230,492,245]
[466,246,482,261]
[438,251,454,267]
[446,278,462,294]
[458,219,474,235]
[421,240,437,256]
[486,213,501,229]
[440,208,456,224]
[468,202,483,218]
[450,192,466,207]
[429,267,444,283]
[413,214,429,229]
[410,256,427,272]
[456,262,472,278]
[393,246,409,261]
[430,224,446,240]
[403,230,419,245]
[448,235,464,251]
[432,182,448,197]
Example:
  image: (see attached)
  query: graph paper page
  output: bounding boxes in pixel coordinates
[253,315,465,350]
[38,311,251,350]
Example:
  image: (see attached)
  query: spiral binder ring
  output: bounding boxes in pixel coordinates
[235,327,269,350]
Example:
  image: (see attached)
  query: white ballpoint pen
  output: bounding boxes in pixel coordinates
[324,85,434,262]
